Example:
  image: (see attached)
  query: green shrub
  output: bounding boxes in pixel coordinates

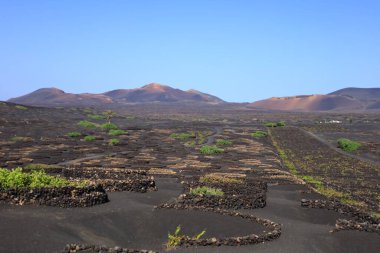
[251,131,268,138]
[108,129,127,136]
[100,123,118,130]
[15,105,28,110]
[200,145,224,155]
[84,135,96,141]
[170,132,194,140]
[265,121,286,127]
[103,110,116,123]
[0,168,84,189]
[166,225,206,250]
[87,114,105,120]
[189,186,224,196]
[78,120,97,129]
[108,138,120,146]
[265,122,277,127]
[216,139,232,146]
[337,138,361,152]
[67,132,81,138]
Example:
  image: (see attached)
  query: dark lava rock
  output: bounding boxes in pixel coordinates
[0,185,109,208]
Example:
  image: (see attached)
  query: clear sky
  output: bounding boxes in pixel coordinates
[0,0,379,102]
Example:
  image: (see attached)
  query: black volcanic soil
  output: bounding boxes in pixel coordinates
[0,102,379,252]
[175,184,380,253]
[0,179,266,253]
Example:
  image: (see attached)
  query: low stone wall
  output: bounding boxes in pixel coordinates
[162,192,265,210]
[301,199,379,233]
[93,178,156,193]
[301,199,379,223]
[167,181,267,210]
[63,168,157,193]
[335,219,380,234]
[63,168,147,180]
[159,206,281,247]
[62,244,157,253]
[0,185,108,207]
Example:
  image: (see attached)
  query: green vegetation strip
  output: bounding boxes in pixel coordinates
[216,139,232,146]
[84,135,96,141]
[189,186,224,196]
[108,129,127,136]
[251,131,267,138]
[78,120,98,129]
[200,145,224,155]
[101,123,118,130]
[87,114,105,120]
[170,132,195,140]
[265,121,286,127]
[67,132,81,137]
[268,129,297,174]
[0,168,85,189]
[108,138,120,146]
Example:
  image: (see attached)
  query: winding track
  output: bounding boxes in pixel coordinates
[205,126,223,145]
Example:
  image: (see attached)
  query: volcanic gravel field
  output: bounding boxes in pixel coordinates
[0,102,379,252]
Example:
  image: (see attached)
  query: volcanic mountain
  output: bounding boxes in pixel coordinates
[248,87,380,112]
[7,88,113,107]
[8,83,224,107]
[103,83,223,103]
[329,87,380,100]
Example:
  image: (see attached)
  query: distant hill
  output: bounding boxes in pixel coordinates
[8,88,113,106]
[8,83,224,107]
[248,87,380,112]
[329,87,380,100]
[104,83,223,103]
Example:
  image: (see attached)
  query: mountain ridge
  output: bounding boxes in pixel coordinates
[249,87,380,112]
[7,85,379,112]
[8,83,225,106]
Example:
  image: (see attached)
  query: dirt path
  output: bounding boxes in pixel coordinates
[205,126,222,145]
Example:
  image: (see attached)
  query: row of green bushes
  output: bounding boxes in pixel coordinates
[78,120,118,130]
[67,129,126,138]
[0,168,85,189]
[265,121,286,127]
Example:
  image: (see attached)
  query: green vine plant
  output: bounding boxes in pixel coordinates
[165,225,206,250]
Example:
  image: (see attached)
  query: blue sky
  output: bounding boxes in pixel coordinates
[0,0,379,102]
